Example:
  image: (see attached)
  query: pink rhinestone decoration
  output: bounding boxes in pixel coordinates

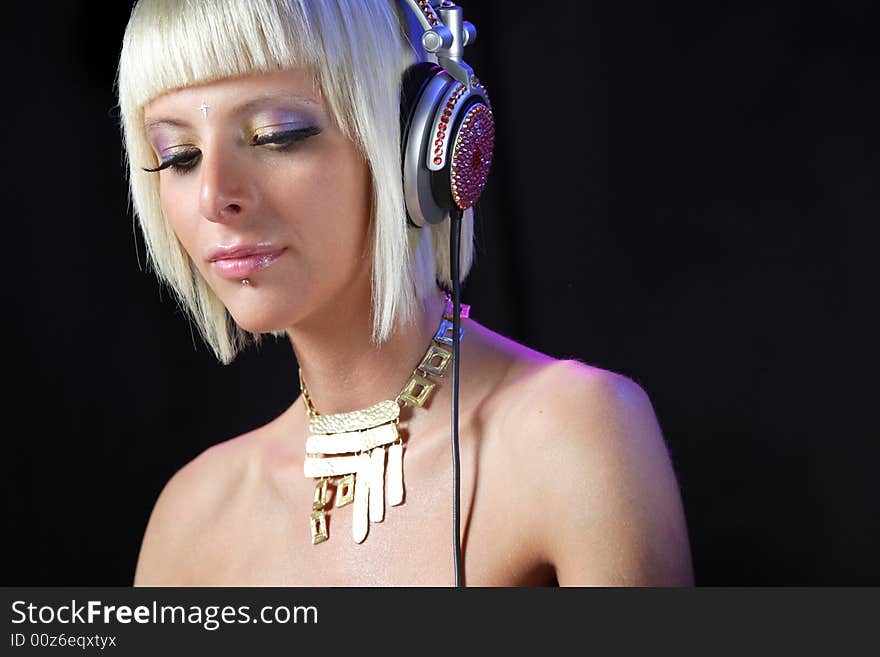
[449,104,495,210]
[431,83,468,168]
[416,0,440,26]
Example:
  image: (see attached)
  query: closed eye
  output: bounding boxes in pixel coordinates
[142,126,322,175]
[251,125,322,148]
[142,148,200,174]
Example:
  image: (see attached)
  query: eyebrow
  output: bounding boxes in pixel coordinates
[144,92,322,131]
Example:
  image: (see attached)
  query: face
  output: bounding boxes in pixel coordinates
[142,68,373,334]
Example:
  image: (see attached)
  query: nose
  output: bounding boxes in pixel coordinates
[197,145,253,223]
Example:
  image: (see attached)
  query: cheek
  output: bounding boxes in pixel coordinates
[158,182,202,260]
[266,144,373,259]
[312,150,372,247]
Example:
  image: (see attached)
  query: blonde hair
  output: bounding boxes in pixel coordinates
[117,0,475,364]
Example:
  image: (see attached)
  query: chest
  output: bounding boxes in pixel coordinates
[181,429,552,586]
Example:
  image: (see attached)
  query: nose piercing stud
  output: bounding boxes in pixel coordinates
[241,278,251,286]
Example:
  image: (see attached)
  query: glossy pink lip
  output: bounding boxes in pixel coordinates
[207,244,287,280]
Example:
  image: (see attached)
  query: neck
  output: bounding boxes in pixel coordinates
[289,283,447,415]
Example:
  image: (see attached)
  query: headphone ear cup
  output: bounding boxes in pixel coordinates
[400,63,444,227]
[442,95,495,212]
[400,62,495,225]
[400,62,441,131]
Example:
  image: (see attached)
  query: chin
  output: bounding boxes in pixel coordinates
[226,304,293,335]
[231,313,290,335]
[219,278,323,335]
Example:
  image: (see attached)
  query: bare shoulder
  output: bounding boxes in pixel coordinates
[133,428,262,586]
[502,358,660,447]
[480,341,694,586]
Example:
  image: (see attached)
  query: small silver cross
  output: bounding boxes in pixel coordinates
[199,100,209,117]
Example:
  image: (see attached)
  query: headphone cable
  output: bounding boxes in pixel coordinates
[449,205,464,587]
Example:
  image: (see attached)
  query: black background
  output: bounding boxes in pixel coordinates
[2,1,877,585]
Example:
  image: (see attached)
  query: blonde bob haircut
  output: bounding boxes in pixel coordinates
[117,0,475,364]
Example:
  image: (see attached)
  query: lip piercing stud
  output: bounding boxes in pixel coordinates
[241,278,251,286]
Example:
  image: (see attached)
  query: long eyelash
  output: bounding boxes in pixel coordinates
[142,150,199,173]
[251,125,322,147]
[141,126,321,174]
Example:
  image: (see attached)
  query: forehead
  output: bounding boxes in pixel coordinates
[143,68,325,128]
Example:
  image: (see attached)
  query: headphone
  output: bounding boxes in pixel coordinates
[398,0,494,227]
[396,1,494,587]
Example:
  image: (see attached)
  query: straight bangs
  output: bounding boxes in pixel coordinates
[119,1,321,119]
[117,0,472,364]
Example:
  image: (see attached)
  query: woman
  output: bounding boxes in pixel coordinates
[119,0,693,586]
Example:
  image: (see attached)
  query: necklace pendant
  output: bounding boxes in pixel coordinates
[336,473,356,507]
[387,439,404,506]
[310,510,328,545]
[368,446,386,522]
[313,477,329,510]
[352,453,371,543]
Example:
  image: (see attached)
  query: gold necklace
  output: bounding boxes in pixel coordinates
[299,292,470,545]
